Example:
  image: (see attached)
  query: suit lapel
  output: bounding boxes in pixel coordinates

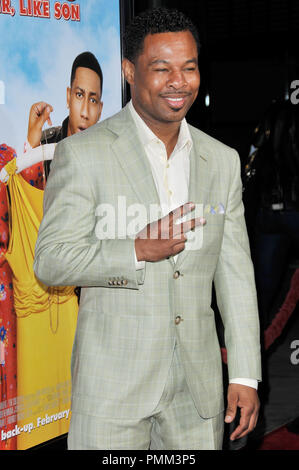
[109,105,161,211]
[188,131,210,207]
[110,109,176,267]
[175,127,210,268]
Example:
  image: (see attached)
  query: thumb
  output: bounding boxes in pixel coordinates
[45,106,53,127]
[225,392,238,423]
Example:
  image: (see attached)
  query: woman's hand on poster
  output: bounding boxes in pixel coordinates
[27,101,53,148]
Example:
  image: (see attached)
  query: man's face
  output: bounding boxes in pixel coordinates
[123,31,200,130]
[67,66,103,136]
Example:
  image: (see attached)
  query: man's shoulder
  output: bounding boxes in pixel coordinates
[188,123,240,171]
[54,107,132,167]
[189,123,237,155]
[63,106,130,147]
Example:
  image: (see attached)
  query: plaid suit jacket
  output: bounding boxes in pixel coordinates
[34,104,261,419]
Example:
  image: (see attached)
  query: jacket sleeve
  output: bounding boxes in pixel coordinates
[213,150,262,382]
[34,137,145,289]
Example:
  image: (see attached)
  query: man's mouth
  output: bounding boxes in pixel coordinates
[161,94,190,109]
[77,126,87,132]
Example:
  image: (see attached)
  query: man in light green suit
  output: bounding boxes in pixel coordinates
[34,8,261,450]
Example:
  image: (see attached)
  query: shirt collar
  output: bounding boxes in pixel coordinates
[128,100,193,154]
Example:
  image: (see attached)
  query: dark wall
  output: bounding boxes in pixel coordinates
[128,0,299,163]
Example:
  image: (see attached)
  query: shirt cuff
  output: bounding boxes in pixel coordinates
[229,378,258,389]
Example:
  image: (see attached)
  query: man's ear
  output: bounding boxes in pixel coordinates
[122,58,135,85]
[66,87,71,109]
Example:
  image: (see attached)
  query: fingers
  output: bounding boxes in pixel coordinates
[135,202,206,262]
[225,389,238,425]
[229,405,258,441]
[181,216,206,234]
[33,101,53,116]
[30,102,53,126]
[170,241,186,256]
[171,218,204,241]
[45,106,53,127]
[169,202,206,238]
[171,202,195,222]
[226,385,260,441]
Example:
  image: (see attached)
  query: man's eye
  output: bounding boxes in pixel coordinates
[154,68,168,72]
[90,98,98,104]
[76,92,83,98]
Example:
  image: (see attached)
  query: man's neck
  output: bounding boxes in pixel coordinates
[132,102,182,159]
[151,121,180,158]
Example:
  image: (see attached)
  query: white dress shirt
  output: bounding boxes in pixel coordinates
[129,100,257,390]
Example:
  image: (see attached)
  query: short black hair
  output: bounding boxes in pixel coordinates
[123,7,200,63]
[70,51,103,95]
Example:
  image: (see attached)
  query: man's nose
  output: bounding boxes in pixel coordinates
[167,70,187,89]
[80,97,89,119]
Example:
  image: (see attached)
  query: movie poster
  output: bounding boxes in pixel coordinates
[0,0,122,450]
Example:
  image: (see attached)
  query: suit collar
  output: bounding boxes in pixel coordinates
[175,126,210,268]
[188,126,210,204]
[108,104,161,210]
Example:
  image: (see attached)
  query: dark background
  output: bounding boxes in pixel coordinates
[122,0,299,165]
[31,0,299,451]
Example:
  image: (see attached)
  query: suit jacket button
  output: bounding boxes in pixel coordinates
[113,280,118,286]
[108,280,113,286]
[175,316,183,325]
[122,280,128,286]
[173,271,180,279]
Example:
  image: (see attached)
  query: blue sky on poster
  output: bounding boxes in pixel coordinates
[0,0,122,154]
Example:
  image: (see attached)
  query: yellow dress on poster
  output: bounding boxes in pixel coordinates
[4,158,78,450]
